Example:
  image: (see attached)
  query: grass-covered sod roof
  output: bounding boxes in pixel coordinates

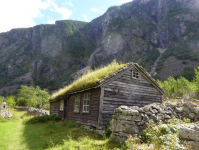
[50,61,128,100]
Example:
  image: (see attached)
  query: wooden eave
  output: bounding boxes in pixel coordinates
[49,94,67,102]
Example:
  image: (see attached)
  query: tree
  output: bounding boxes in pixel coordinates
[4,96,16,107]
[16,85,50,108]
[35,86,50,108]
[157,68,199,99]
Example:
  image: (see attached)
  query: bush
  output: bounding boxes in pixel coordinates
[103,119,113,137]
[26,114,62,124]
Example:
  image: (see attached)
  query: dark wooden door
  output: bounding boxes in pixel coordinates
[64,100,67,120]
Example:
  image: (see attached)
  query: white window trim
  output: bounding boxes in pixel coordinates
[60,100,64,111]
[83,93,90,113]
[132,71,140,79]
[74,95,80,113]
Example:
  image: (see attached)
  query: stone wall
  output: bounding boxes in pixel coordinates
[27,107,49,116]
[110,101,199,141]
[14,107,29,111]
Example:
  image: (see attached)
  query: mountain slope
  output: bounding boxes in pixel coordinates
[1,0,199,95]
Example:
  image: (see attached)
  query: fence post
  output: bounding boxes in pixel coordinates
[0,97,4,113]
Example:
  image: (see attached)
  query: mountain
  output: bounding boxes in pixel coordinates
[1,0,199,95]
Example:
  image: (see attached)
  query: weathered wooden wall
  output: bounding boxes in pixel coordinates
[102,67,163,125]
[66,88,101,127]
[50,101,64,119]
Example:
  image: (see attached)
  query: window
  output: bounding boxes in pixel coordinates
[60,100,64,111]
[74,95,80,112]
[132,71,139,79]
[83,93,90,113]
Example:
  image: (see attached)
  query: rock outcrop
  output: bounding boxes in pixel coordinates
[27,107,49,116]
[1,0,199,94]
[111,101,199,141]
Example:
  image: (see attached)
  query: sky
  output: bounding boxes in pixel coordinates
[0,0,133,33]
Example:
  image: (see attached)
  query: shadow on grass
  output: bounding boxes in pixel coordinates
[22,120,127,150]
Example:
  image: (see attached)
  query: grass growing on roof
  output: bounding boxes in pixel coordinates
[51,60,128,99]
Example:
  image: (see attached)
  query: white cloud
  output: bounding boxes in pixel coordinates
[0,0,48,33]
[0,0,73,33]
[47,20,55,24]
[120,0,133,4]
[47,0,72,19]
[81,14,88,22]
[68,2,73,7]
[90,8,101,13]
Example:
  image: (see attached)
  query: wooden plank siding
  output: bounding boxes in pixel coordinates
[66,88,101,127]
[102,68,163,125]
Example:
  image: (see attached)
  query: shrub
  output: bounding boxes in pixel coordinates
[26,114,61,124]
[103,119,113,137]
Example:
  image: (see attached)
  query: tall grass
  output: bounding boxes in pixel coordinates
[51,60,128,99]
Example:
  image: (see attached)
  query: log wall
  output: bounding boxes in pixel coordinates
[102,67,163,125]
[66,88,101,127]
[50,101,64,119]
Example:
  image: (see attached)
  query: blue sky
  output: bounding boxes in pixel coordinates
[0,0,133,33]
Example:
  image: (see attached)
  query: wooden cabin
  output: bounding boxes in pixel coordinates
[49,62,165,128]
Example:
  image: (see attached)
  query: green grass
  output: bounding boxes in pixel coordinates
[51,60,128,99]
[0,109,126,150]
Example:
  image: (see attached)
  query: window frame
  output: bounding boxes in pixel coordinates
[60,100,64,111]
[82,93,90,113]
[132,71,140,79]
[74,95,80,113]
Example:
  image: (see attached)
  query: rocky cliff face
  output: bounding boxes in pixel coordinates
[1,0,199,95]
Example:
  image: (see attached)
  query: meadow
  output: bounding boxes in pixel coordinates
[0,109,126,150]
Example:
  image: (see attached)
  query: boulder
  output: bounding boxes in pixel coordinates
[165,101,176,108]
[183,102,197,109]
[129,106,140,111]
[119,106,129,110]
[179,127,199,141]
[193,126,199,131]
[0,109,12,118]
[175,107,183,113]
[122,110,139,116]
[114,108,122,113]
[186,141,199,150]
[164,114,171,119]
[176,100,183,107]
[152,109,158,114]
[193,107,199,115]
[188,113,196,120]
